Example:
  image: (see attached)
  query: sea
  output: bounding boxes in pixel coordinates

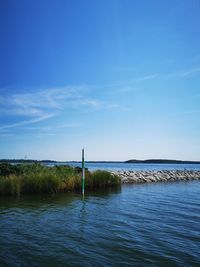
[0,163,200,266]
[49,161,200,171]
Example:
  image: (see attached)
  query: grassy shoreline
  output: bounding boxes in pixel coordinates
[0,163,120,197]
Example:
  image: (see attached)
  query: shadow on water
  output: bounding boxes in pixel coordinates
[0,186,121,211]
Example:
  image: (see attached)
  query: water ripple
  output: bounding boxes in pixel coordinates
[1,181,200,266]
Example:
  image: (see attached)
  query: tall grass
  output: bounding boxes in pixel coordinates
[0,163,120,196]
[85,170,120,189]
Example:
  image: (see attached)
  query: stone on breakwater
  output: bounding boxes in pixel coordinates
[112,170,200,184]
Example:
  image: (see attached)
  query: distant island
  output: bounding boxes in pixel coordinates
[0,159,200,164]
[124,159,200,164]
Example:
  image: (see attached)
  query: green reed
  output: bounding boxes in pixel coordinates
[0,163,120,196]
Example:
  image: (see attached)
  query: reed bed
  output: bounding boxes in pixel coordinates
[0,163,120,196]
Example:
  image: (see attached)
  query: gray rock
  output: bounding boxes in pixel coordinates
[117,170,200,184]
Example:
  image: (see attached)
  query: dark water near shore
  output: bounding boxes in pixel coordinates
[1,181,200,267]
[48,162,200,171]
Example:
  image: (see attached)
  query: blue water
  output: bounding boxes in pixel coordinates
[0,181,200,266]
[48,162,200,171]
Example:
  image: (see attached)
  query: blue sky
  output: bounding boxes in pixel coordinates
[0,0,200,161]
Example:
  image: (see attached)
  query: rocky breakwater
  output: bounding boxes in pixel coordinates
[112,170,200,184]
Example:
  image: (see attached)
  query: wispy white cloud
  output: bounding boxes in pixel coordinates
[0,114,55,130]
[102,74,158,88]
[0,85,119,132]
[36,123,81,133]
[19,123,81,132]
[80,98,100,108]
[0,86,106,117]
[136,74,159,81]
[182,68,200,77]
[55,123,81,129]
[0,122,81,137]
[164,67,200,79]
[1,86,85,117]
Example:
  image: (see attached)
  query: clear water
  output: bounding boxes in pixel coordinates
[47,162,200,171]
[1,181,200,267]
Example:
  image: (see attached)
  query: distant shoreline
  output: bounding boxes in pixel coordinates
[124,159,200,164]
[1,159,200,164]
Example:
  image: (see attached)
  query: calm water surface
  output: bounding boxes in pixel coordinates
[49,162,200,171]
[0,181,200,267]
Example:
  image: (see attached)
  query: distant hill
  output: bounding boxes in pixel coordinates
[125,159,200,164]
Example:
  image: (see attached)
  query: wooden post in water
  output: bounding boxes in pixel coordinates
[82,148,85,197]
